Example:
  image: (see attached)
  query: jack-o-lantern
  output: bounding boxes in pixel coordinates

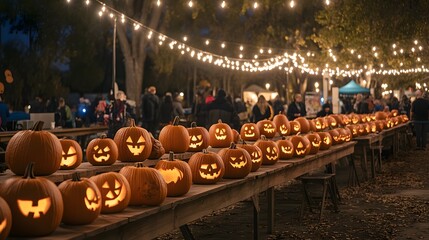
[218,143,252,179]
[328,129,341,144]
[342,115,351,125]
[188,149,225,184]
[324,116,337,128]
[401,114,409,123]
[385,118,394,128]
[240,123,260,141]
[86,135,118,166]
[336,128,347,143]
[236,141,262,172]
[295,117,311,133]
[114,119,152,162]
[357,124,367,135]
[273,113,290,136]
[346,125,359,138]
[349,113,361,124]
[148,134,166,159]
[375,120,385,132]
[305,133,322,154]
[232,129,240,143]
[90,172,131,213]
[369,122,378,133]
[375,111,388,120]
[0,162,63,237]
[6,121,62,176]
[0,197,11,239]
[332,115,345,126]
[289,121,301,135]
[58,173,101,225]
[391,117,399,126]
[360,114,368,123]
[276,137,294,159]
[396,115,403,124]
[257,119,277,138]
[120,163,168,205]
[316,132,332,150]
[290,135,311,157]
[187,122,210,152]
[155,152,192,197]
[209,120,233,148]
[363,123,371,134]
[390,109,399,117]
[59,139,82,170]
[254,135,279,165]
[342,128,352,142]
[159,116,190,153]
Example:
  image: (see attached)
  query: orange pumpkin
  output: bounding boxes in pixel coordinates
[295,117,311,133]
[59,138,83,170]
[218,143,252,179]
[254,135,279,165]
[187,122,210,152]
[188,149,225,184]
[114,119,153,162]
[273,113,290,136]
[290,135,311,157]
[208,120,233,148]
[328,129,341,144]
[276,137,294,159]
[155,152,192,197]
[349,113,361,124]
[256,119,277,138]
[86,135,118,166]
[316,132,332,150]
[240,122,260,141]
[0,196,11,239]
[332,114,345,126]
[346,125,359,138]
[159,116,190,153]
[90,172,131,213]
[325,116,337,128]
[289,121,301,135]
[236,141,262,172]
[375,111,388,120]
[305,133,322,154]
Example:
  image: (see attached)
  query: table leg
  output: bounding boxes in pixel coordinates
[180,224,195,240]
[362,145,369,181]
[252,194,260,240]
[266,188,274,234]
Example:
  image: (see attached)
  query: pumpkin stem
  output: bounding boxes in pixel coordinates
[32,121,44,131]
[191,122,197,128]
[202,149,208,154]
[72,172,81,182]
[173,116,180,126]
[278,111,282,115]
[23,162,36,179]
[217,119,222,124]
[168,151,174,161]
[129,119,136,127]
[296,132,301,136]
[100,134,108,139]
[135,162,145,168]
[261,135,266,140]
[229,142,236,149]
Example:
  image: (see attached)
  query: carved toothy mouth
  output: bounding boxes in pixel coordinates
[93,154,110,162]
[264,128,275,133]
[127,145,145,155]
[189,141,203,148]
[281,146,292,154]
[295,149,306,155]
[266,155,277,161]
[199,171,221,180]
[215,134,227,140]
[245,133,255,137]
[230,160,247,168]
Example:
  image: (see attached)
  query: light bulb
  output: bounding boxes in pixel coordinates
[253,2,258,8]
[85,0,90,5]
[188,1,193,7]
[239,45,244,51]
[325,0,330,5]
[221,1,226,8]
[290,0,295,8]
[205,40,210,45]
[156,0,161,6]
[221,43,225,48]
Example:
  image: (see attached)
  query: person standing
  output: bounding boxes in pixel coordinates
[141,86,159,136]
[287,93,306,120]
[410,90,429,150]
[57,97,73,128]
[158,93,174,128]
[206,89,235,128]
[252,95,273,122]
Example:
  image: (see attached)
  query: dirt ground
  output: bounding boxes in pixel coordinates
[157,145,429,240]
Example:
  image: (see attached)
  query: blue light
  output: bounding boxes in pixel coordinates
[82,108,86,113]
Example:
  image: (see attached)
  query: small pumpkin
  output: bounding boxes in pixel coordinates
[236,140,262,172]
[148,134,165,159]
[0,196,12,240]
[289,120,301,135]
[155,152,192,197]
[90,172,131,213]
[332,114,345,126]
[305,133,322,154]
[218,143,252,179]
[188,149,225,184]
[349,113,361,124]
[256,119,277,138]
[346,125,359,138]
[114,119,153,162]
[273,113,290,136]
[86,134,118,166]
[290,135,311,157]
[316,132,332,150]
[159,116,190,153]
[59,138,83,170]
[295,117,311,133]
[276,137,294,160]
[208,119,233,148]
[254,135,279,165]
[324,116,337,128]
[390,109,399,117]
[187,122,210,152]
[240,122,260,141]
[328,129,341,144]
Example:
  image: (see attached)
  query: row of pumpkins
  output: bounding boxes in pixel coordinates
[0,111,407,238]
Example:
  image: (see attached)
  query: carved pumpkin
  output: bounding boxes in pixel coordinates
[114,119,152,162]
[155,152,192,197]
[369,122,378,133]
[254,135,279,165]
[59,139,82,170]
[86,135,118,166]
[90,172,131,213]
[295,117,311,133]
[236,141,262,172]
[58,173,101,225]
[290,135,311,157]
[328,129,341,144]
[332,114,345,126]
[289,121,301,135]
[360,114,368,123]
[390,109,399,117]
[0,196,11,240]
[305,133,322,154]
[276,137,294,159]
[188,149,225,184]
[342,128,352,142]
[336,128,347,143]
[187,122,210,152]
[159,116,190,153]
[273,113,290,136]
[208,120,233,148]
[256,119,277,138]
[363,123,371,134]
[316,132,332,150]
[342,115,351,125]
[375,111,388,120]
[218,143,252,179]
[120,163,167,205]
[325,116,337,128]
[148,134,165,159]
[6,121,62,176]
[375,120,385,132]
[401,114,409,123]
[346,125,359,138]
[349,113,361,124]
[240,123,260,141]
[0,162,63,237]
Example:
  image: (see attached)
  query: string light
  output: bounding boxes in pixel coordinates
[289,0,295,8]
[85,0,90,5]
[188,1,193,8]
[325,0,330,5]
[156,0,161,6]
[253,2,258,9]
[205,40,210,45]
[221,1,226,8]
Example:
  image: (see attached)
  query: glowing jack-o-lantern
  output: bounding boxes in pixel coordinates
[332,115,345,126]
[325,116,337,128]
[254,135,279,165]
[295,117,311,133]
[401,114,409,123]
[369,122,378,133]
[349,113,361,124]
[240,123,260,141]
[87,135,118,166]
[114,119,152,161]
[305,133,322,154]
[59,139,83,170]
[0,197,12,239]
[218,143,252,178]
[336,128,347,143]
[159,116,190,153]
[342,128,352,142]
[316,132,332,150]
[390,109,399,117]
[209,120,233,148]
[187,122,210,152]
[346,125,359,138]
[342,115,351,125]
[289,121,301,135]
[155,152,192,197]
[188,149,225,184]
[237,141,262,172]
[276,137,294,159]
[257,119,277,138]
[0,162,63,237]
[58,173,101,225]
[90,172,131,213]
[328,129,342,144]
[357,124,367,136]
[290,136,311,157]
[273,113,291,136]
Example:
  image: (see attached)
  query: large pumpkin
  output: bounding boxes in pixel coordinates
[375,111,388,120]
[273,113,290,136]
[159,116,190,153]
[276,137,294,160]
[59,138,83,170]
[289,121,301,135]
[218,143,252,179]
[90,172,131,213]
[0,197,12,240]
[120,163,167,205]
[6,121,62,176]
[256,119,277,138]
[0,162,63,237]
[86,135,118,166]
[305,133,322,155]
[148,134,165,159]
[208,119,233,148]
[290,135,311,157]
[240,122,260,141]
[188,149,225,184]
[187,122,210,152]
[155,152,192,197]
[316,132,332,150]
[236,141,262,172]
[58,173,101,225]
[254,135,279,165]
[114,119,153,162]
[295,117,311,133]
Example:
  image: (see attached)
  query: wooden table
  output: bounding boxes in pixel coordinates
[7,142,355,240]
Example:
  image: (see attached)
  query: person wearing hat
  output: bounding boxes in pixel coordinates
[316,103,333,117]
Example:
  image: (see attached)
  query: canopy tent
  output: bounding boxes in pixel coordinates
[339,80,370,94]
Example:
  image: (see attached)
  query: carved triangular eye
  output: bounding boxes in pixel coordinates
[126,136,133,143]
[67,147,76,155]
[297,142,303,148]
[102,182,110,189]
[103,146,110,152]
[200,164,209,170]
[137,136,145,143]
[211,164,218,169]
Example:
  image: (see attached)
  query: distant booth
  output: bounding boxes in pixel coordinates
[339,80,370,95]
[243,84,278,105]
